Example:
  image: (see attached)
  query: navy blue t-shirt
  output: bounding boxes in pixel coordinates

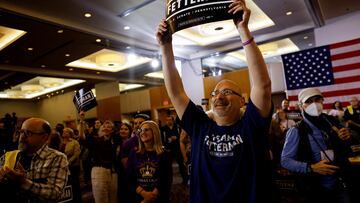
[180,100,274,203]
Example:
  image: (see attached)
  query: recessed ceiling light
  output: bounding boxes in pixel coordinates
[69,68,74,71]
[61,90,64,93]
[308,43,313,46]
[56,91,59,94]
[126,46,131,49]
[304,36,308,39]
[37,97,40,99]
[84,13,92,18]
[124,26,130,30]
[286,11,292,16]
[151,59,160,68]
[65,54,70,57]
[41,65,46,68]
[96,38,101,42]
[57,30,64,34]
[27,47,33,51]
[96,71,100,74]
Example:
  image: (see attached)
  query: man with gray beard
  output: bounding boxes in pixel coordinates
[0,117,69,203]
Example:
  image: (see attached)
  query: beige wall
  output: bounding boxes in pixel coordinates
[120,89,151,113]
[38,91,97,126]
[0,100,39,119]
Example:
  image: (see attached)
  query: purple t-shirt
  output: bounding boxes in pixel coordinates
[126,150,172,203]
[179,100,274,203]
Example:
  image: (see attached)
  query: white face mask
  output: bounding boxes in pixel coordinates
[304,102,323,117]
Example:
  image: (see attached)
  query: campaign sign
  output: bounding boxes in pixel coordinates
[166,0,242,33]
[73,88,97,112]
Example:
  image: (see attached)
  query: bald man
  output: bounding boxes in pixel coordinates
[0,117,69,203]
[156,0,276,202]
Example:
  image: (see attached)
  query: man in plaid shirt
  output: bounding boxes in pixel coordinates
[0,117,69,203]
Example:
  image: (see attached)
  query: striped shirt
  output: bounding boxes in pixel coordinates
[0,144,69,203]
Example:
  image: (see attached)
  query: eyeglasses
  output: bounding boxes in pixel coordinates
[304,96,324,104]
[210,89,242,97]
[17,129,45,137]
[137,128,152,134]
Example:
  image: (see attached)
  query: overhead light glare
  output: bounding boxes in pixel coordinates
[84,13,92,18]
[286,11,292,16]
[151,59,160,68]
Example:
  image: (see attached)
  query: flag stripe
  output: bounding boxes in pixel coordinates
[330,43,360,55]
[286,81,360,96]
[334,69,360,78]
[330,38,360,49]
[288,92,360,103]
[334,70,360,79]
[334,75,360,84]
[331,50,360,61]
[332,56,360,67]
[332,62,360,72]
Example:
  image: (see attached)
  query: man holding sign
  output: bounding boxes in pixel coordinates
[157,0,277,202]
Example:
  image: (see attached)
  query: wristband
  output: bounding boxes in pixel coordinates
[242,37,254,46]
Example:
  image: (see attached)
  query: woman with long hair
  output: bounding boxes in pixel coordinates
[126,120,172,203]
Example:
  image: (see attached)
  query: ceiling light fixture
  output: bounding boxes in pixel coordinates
[96,53,126,67]
[27,47,33,51]
[39,78,65,88]
[308,43,313,46]
[69,68,74,71]
[84,13,92,18]
[286,11,292,15]
[151,59,160,68]
[41,65,46,68]
[304,36,308,39]
[124,26,130,30]
[65,54,70,57]
[0,26,26,51]
[96,38,101,42]
[21,85,44,93]
[57,30,63,34]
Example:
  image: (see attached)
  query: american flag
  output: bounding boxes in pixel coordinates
[281,37,360,109]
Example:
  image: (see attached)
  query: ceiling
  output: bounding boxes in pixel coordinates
[0,0,359,100]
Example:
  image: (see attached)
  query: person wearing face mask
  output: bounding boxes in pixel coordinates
[281,88,356,203]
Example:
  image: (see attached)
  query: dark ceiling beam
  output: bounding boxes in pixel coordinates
[0,64,163,85]
[0,71,16,80]
[304,0,325,27]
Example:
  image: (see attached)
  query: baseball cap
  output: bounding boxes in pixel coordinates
[298,88,322,104]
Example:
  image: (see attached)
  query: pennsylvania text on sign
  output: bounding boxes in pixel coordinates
[166,0,242,33]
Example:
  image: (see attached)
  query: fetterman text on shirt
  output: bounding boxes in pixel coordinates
[204,134,243,157]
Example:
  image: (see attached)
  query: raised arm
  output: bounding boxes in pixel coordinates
[156,20,189,119]
[229,0,272,117]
